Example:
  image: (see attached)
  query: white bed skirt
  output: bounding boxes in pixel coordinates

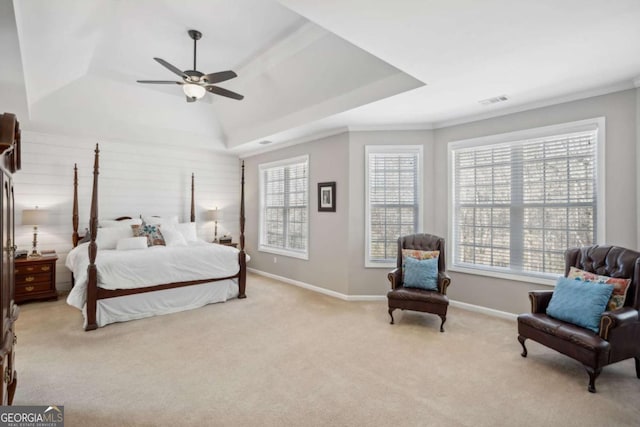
[79,279,239,328]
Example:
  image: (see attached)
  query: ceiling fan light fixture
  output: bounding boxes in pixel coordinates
[138,30,243,101]
[183,83,206,99]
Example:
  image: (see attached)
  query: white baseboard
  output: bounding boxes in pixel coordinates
[449,300,517,321]
[248,268,385,301]
[248,268,518,320]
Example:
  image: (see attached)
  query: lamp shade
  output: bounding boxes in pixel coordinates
[183,84,206,99]
[22,208,49,226]
[208,209,222,221]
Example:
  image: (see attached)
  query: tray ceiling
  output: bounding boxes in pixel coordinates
[4,0,640,153]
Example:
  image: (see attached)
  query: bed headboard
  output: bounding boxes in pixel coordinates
[72,163,195,247]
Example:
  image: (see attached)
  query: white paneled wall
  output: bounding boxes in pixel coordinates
[14,131,242,291]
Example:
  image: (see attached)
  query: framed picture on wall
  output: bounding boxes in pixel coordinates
[318,182,336,212]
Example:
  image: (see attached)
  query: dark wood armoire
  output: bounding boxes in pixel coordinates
[0,112,20,405]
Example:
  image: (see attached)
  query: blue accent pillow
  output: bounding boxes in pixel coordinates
[403,256,438,290]
[546,277,614,333]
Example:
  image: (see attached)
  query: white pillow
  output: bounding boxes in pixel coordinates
[96,227,133,249]
[116,237,148,251]
[174,222,197,242]
[162,227,188,247]
[142,215,179,227]
[100,218,142,228]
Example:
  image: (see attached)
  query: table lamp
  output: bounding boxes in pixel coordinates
[208,208,222,242]
[22,206,49,257]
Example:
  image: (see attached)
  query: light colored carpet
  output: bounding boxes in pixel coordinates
[13,273,640,426]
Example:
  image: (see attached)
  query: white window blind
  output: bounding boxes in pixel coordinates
[366,146,422,267]
[259,156,309,259]
[450,124,601,279]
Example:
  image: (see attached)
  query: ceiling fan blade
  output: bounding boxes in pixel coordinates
[186,96,196,103]
[206,85,244,100]
[154,57,188,79]
[203,70,237,84]
[137,80,182,84]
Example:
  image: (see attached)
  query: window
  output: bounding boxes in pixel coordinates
[259,155,309,259]
[449,119,604,281]
[366,145,423,267]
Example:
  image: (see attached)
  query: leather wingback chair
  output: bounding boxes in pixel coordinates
[517,245,640,392]
[387,234,452,332]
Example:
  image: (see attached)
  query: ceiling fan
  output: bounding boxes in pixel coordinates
[137,29,244,103]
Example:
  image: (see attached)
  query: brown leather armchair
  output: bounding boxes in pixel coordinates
[387,234,452,332]
[517,245,640,392]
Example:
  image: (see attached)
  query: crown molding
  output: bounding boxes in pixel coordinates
[235,126,349,158]
[236,78,639,157]
[433,80,635,129]
[347,123,433,132]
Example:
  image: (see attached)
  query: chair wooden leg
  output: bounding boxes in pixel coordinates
[388,308,395,325]
[585,367,601,393]
[7,372,16,405]
[439,315,446,332]
[517,335,528,357]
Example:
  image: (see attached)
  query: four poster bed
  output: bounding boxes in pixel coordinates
[66,144,247,330]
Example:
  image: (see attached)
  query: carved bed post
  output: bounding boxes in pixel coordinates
[238,161,246,298]
[85,144,100,331]
[190,173,195,222]
[72,163,79,247]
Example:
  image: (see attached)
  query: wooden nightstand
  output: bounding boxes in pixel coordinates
[15,253,58,303]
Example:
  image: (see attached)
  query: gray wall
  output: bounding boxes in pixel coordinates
[347,130,435,295]
[243,88,639,313]
[433,89,638,314]
[243,132,351,294]
[243,130,434,296]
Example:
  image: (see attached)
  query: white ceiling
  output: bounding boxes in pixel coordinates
[4,0,640,154]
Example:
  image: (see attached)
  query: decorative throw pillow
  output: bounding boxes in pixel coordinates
[142,215,179,228]
[401,249,439,270]
[402,249,439,261]
[116,237,148,250]
[546,276,614,333]
[162,227,188,247]
[131,223,166,246]
[95,226,134,250]
[174,222,198,242]
[567,266,631,311]
[403,256,439,290]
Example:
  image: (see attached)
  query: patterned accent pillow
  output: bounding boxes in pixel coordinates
[402,249,440,261]
[567,266,631,311]
[131,222,165,246]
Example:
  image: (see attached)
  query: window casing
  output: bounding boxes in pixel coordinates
[366,145,423,267]
[448,118,604,283]
[259,155,309,259]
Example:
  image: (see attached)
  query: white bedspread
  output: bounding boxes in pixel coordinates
[66,240,247,310]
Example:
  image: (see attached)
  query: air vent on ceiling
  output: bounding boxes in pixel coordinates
[478,95,509,105]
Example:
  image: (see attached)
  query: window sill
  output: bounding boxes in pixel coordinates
[365,261,396,269]
[259,246,309,261]
[449,265,557,287]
